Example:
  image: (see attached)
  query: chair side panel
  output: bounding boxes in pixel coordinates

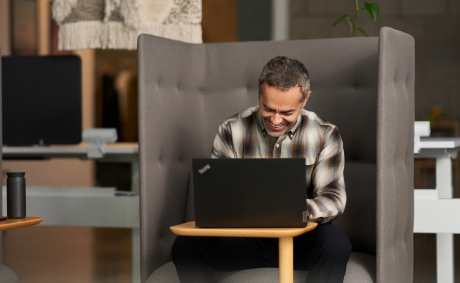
[138,35,206,281]
[376,27,415,283]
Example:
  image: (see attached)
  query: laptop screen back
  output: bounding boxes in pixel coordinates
[193,158,307,228]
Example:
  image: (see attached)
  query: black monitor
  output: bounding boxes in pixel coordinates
[2,55,82,145]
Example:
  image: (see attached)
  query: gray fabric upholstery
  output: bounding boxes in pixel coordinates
[146,252,375,283]
[0,264,18,283]
[0,47,19,283]
[138,26,414,282]
[376,28,415,282]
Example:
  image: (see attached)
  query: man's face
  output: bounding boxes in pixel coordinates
[259,82,310,137]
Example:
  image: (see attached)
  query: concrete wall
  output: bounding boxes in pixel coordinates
[290,0,460,121]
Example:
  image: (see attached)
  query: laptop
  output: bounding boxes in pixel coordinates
[192,158,307,228]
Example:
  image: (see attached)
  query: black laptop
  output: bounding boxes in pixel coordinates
[192,158,307,228]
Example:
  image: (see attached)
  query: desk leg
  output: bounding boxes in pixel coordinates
[131,158,140,194]
[132,228,141,283]
[279,237,294,283]
[435,156,455,283]
[437,233,454,283]
[436,156,453,198]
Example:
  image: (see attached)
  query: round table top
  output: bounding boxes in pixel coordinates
[0,217,43,231]
[170,221,318,238]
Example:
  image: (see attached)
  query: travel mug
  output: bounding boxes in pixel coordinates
[7,172,26,219]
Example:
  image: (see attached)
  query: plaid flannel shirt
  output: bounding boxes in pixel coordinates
[211,106,346,224]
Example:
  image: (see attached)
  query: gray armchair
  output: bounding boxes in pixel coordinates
[138,27,414,282]
[0,48,20,283]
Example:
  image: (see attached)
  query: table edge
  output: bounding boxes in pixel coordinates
[0,217,43,231]
[170,221,318,238]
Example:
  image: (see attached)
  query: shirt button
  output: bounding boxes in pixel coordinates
[276,143,280,148]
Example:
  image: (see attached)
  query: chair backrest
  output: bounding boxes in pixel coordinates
[138,27,414,283]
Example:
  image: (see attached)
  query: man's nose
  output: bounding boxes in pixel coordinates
[271,113,283,125]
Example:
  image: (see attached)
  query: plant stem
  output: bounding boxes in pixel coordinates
[351,0,361,36]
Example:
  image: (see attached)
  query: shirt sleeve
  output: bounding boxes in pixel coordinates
[211,122,236,159]
[306,126,346,224]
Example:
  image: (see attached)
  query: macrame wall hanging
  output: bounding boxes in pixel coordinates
[52,0,202,50]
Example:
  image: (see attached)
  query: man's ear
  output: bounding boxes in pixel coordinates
[302,91,312,107]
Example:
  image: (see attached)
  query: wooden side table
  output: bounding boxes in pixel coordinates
[0,217,43,231]
[170,221,318,283]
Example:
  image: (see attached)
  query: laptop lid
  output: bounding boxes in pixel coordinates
[192,158,307,228]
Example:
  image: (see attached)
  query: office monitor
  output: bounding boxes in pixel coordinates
[2,55,82,145]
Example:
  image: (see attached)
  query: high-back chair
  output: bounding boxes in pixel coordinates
[138,27,415,283]
[0,48,19,283]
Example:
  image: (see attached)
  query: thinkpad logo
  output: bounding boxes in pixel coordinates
[198,164,211,174]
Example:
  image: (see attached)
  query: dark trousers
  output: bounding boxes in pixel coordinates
[171,223,351,283]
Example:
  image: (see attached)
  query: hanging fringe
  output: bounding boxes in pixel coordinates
[58,21,202,50]
[53,0,202,50]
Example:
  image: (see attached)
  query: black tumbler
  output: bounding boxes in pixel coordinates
[7,172,26,219]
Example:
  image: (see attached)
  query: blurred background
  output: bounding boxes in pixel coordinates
[0,0,459,282]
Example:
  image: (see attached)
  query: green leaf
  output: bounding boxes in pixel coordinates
[364,2,379,21]
[333,14,350,27]
[358,28,369,37]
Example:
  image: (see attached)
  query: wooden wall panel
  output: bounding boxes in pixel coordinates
[202,0,238,43]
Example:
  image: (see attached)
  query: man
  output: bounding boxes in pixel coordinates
[172,56,351,283]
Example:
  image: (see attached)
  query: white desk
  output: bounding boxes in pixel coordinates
[2,142,140,283]
[3,142,139,193]
[414,137,460,283]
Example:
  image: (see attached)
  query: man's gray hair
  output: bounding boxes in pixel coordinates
[258,56,310,101]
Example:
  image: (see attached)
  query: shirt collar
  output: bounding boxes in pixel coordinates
[256,106,303,140]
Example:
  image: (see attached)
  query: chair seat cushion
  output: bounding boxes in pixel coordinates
[0,263,18,283]
[146,251,376,283]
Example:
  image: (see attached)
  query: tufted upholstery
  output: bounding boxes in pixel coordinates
[138,27,414,282]
[0,48,20,283]
[375,28,415,282]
